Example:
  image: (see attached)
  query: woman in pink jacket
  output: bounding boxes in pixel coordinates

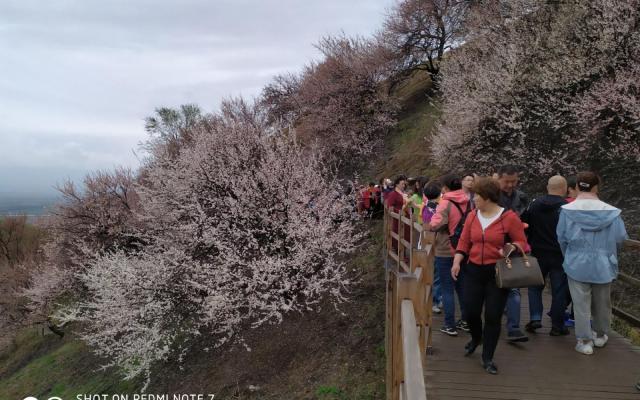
[430,174,472,335]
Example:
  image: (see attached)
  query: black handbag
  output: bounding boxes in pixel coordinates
[495,242,544,289]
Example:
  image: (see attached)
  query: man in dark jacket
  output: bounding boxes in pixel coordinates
[498,165,529,215]
[522,175,570,336]
[497,165,530,342]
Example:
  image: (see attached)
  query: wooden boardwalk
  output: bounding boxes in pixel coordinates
[425,288,640,399]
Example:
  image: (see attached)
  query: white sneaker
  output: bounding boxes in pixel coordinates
[432,305,442,314]
[575,339,594,355]
[592,332,609,348]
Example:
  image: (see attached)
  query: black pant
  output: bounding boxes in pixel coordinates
[463,263,510,363]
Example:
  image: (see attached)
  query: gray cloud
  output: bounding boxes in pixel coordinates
[0,0,394,196]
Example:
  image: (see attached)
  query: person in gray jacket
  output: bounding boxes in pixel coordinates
[556,171,628,355]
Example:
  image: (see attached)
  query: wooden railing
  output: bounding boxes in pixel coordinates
[384,204,433,400]
[614,239,640,326]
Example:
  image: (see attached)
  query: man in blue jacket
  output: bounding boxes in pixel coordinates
[556,172,628,355]
[522,175,569,336]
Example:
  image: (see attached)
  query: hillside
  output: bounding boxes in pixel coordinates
[0,224,389,400]
[2,73,638,400]
[374,72,439,181]
[0,75,438,400]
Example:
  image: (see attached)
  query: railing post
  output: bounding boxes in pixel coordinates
[409,207,415,274]
[384,204,432,400]
[385,249,395,400]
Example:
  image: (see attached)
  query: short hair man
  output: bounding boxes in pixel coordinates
[461,171,475,208]
[497,164,528,216]
[496,165,529,342]
[522,176,570,336]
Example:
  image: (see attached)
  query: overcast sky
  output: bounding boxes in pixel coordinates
[0,0,395,197]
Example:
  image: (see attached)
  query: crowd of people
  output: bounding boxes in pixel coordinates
[381,166,629,375]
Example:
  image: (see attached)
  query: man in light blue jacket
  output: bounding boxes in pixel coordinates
[556,172,628,355]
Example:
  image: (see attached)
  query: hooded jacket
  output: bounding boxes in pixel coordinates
[556,197,628,284]
[430,190,470,257]
[455,208,528,266]
[522,194,567,256]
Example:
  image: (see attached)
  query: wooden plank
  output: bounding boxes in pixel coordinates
[424,320,431,351]
[390,231,400,241]
[399,260,411,273]
[389,250,400,270]
[429,387,640,400]
[385,269,394,400]
[401,215,413,226]
[613,306,640,327]
[393,272,405,400]
[421,256,434,286]
[424,287,640,399]
[424,285,431,312]
[618,272,640,288]
[400,238,411,249]
[384,206,389,266]
[428,376,640,393]
[413,221,424,233]
[409,213,415,273]
[623,238,640,249]
[401,300,427,400]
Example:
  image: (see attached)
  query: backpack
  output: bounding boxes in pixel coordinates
[449,200,471,248]
[422,201,438,223]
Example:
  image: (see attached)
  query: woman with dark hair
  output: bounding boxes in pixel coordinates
[451,177,528,374]
[430,174,471,335]
[566,175,578,203]
[556,172,628,355]
[385,175,408,255]
[408,177,427,222]
[421,183,442,224]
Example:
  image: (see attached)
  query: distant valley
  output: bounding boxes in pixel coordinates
[0,193,60,216]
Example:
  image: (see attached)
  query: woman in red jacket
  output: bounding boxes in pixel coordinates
[451,177,528,375]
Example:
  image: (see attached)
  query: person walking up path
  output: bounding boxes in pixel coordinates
[556,171,628,355]
[385,175,408,256]
[496,165,529,343]
[521,175,569,336]
[430,174,470,336]
[451,177,528,375]
[422,182,443,314]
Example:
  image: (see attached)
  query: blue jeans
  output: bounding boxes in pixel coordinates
[435,256,464,328]
[528,252,569,330]
[433,260,442,305]
[506,288,521,333]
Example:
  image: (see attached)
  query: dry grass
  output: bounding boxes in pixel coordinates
[367,70,442,182]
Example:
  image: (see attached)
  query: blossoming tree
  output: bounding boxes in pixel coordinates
[29,99,361,388]
[433,0,640,221]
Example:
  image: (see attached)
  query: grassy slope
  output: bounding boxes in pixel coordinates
[0,329,142,397]
[0,224,388,400]
[373,71,441,182]
[0,72,439,399]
